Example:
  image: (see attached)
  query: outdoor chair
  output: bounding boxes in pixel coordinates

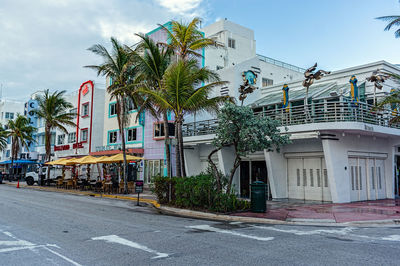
[56,179,63,189]
[127,181,135,194]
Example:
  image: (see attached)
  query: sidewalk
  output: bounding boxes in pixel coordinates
[2,181,159,207]
[4,181,400,226]
[232,199,400,223]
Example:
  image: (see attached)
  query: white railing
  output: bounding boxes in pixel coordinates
[256,54,306,73]
[182,101,400,137]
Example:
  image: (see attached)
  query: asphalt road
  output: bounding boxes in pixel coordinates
[0,185,400,266]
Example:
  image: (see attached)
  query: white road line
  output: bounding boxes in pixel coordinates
[1,231,82,265]
[187,225,274,241]
[252,226,355,236]
[253,226,400,242]
[42,247,82,266]
[92,235,169,259]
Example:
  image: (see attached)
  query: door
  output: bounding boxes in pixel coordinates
[321,159,332,201]
[367,159,377,200]
[287,158,304,200]
[375,159,386,199]
[349,158,368,202]
[304,158,322,201]
[349,158,359,202]
[240,161,250,198]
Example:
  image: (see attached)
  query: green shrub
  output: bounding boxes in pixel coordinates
[152,173,250,213]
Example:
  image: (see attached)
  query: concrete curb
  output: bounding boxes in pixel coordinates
[3,182,160,208]
[155,206,400,228]
[4,182,400,227]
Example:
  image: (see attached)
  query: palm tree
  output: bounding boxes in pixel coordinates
[376,73,400,124]
[140,59,230,177]
[376,1,400,38]
[6,115,36,178]
[86,37,140,193]
[160,17,219,60]
[129,33,174,177]
[0,126,8,152]
[34,90,76,164]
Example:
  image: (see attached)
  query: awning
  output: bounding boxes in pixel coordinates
[0,160,39,165]
[90,148,144,156]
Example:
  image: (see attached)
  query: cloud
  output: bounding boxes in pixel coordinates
[0,0,211,100]
[155,0,204,16]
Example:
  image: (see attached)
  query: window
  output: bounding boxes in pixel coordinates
[109,103,117,116]
[144,160,163,184]
[154,122,175,138]
[108,131,118,144]
[57,134,65,145]
[51,133,56,145]
[81,129,88,142]
[6,150,10,158]
[262,78,273,87]
[68,132,76,143]
[126,99,135,112]
[38,135,45,146]
[127,128,137,142]
[82,103,89,117]
[228,38,236,49]
[5,112,14,119]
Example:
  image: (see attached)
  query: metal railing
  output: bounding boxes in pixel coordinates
[256,54,306,73]
[182,101,400,137]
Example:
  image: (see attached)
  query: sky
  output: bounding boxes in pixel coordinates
[0,0,399,100]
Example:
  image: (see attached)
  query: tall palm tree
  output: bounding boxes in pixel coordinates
[6,115,36,178]
[0,126,8,152]
[377,1,400,38]
[86,37,140,193]
[129,33,174,177]
[140,59,230,177]
[34,90,76,163]
[160,17,218,60]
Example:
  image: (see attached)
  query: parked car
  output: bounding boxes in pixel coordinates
[25,166,62,186]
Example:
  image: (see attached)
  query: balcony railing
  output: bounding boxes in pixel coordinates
[182,101,400,137]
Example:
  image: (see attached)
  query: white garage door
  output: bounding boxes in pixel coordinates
[349,157,386,201]
[288,157,331,201]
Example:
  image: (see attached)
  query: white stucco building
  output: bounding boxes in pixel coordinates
[183,60,400,203]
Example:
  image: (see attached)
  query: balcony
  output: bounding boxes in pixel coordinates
[182,101,400,137]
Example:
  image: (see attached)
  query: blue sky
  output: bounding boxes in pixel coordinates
[0,0,399,99]
[205,0,400,71]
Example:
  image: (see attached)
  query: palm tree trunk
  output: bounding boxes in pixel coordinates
[117,97,129,194]
[174,121,181,177]
[45,125,51,185]
[162,111,171,177]
[177,118,186,177]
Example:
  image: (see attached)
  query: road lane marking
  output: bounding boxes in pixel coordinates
[253,226,355,236]
[0,231,82,265]
[42,246,82,266]
[187,225,274,241]
[92,235,169,259]
[253,226,400,242]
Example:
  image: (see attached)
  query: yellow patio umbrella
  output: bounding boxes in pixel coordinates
[76,155,98,165]
[45,158,69,165]
[107,153,144,162]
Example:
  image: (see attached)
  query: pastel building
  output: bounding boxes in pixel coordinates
[29,81,105,162]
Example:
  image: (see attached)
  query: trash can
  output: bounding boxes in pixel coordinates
[250,181,267,213]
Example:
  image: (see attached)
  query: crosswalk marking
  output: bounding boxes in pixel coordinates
[187,225,274,241]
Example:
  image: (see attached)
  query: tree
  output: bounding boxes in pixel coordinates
[208,103,290,194]
[377,1,400,38]
[86,37,140,193]
[376,73,400,124]
[34,90,76,164]
[140,59,230,177]
[160,17,219,60]
[6,115,36,178]
[130,33,174,177]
